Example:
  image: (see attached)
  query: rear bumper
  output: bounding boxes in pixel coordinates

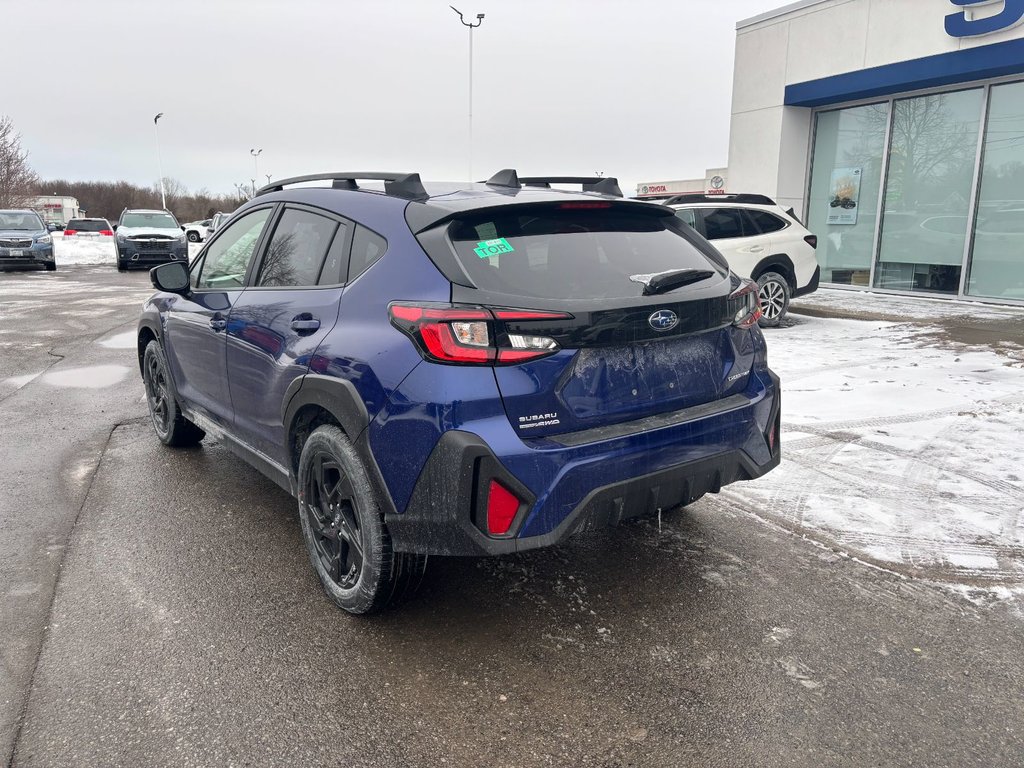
[386,369,780,556]
[793,264,820,297]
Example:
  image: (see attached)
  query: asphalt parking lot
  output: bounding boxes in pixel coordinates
[2,266,1024,767]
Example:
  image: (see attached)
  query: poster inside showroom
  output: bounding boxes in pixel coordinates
[827,167,862,225]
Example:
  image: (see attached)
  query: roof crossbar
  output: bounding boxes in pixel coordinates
[255,172,429,201]
[518,175,623,198]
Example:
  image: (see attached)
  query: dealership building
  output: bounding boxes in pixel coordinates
[721,0,1024,304]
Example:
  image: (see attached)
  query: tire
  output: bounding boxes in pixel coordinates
[756,271,791,328]
[44,262,56,271]
[187,231,200,242]
[142,341,205,447]
[297,425,426,615]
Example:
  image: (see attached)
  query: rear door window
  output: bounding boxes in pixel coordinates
[446,204,723,300]
[699,208,753,240]
[256,208,338,287]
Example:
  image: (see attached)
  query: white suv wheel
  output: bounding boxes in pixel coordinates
[756,272,790,327]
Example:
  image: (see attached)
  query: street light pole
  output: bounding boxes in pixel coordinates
[153,113,166,209]
[450,6,485,181]
[250,149,262,189]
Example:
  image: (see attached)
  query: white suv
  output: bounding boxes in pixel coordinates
[665,194,820,326]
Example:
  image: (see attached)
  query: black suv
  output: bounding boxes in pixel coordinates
[114,209,189,271]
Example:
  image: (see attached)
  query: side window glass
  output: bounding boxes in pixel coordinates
[745,210,787,235]
[257,208,338,287]
[674,208,698,229]
[318,222,351,285]
[348,226,387,281]
[195,208,271,289]
[701,208,745,240]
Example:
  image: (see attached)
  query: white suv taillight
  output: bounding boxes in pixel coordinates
[729,279,763,329]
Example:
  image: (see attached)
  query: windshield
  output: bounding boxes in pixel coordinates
[121,212,179,229]
[446,205,724,300]
[0,212,44,231]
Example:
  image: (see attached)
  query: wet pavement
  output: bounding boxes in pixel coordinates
[2,269,1024,767]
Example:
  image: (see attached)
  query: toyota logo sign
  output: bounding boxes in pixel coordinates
[648,309,679,332]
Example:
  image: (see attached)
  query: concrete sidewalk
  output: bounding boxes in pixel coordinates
[790,288,1024,358]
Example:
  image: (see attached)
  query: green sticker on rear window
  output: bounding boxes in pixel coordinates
[473,237,514,258]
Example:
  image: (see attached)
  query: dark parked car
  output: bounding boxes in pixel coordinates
[137,170,780,614]
[0,209,56,271]
[114,209,188,271]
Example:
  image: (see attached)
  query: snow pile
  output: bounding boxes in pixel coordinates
[717,314,1024,588]
[53,233,116,266]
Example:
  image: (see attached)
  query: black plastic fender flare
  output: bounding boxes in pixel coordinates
[750,254,796,288]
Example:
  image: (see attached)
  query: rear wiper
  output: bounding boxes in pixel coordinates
[629,269,715,296]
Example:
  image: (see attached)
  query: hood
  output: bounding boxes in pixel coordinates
[0,228,45,239]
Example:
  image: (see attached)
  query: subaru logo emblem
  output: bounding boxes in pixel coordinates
[648,309,679,331]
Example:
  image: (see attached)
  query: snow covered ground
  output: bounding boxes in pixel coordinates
[716,311,1024,597]
[52,233,203,267]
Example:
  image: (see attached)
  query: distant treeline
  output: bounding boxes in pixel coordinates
[33,178,244,223]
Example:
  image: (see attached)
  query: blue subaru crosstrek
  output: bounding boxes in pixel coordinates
[137,170,780,614]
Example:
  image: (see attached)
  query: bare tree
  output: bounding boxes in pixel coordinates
[0,115,38,209]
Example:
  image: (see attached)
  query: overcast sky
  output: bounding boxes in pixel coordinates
[7,0,785,196]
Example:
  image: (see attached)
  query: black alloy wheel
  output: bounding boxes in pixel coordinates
[142,341,205,447]
[297,425,427,614]
[145,348,171,439]
[303,450,365,590]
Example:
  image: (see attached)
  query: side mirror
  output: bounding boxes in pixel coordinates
[151,261,190,294]
[112,224,118,231]
[181,225,186,231]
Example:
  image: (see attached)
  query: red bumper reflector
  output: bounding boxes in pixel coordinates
[486,480,520,535]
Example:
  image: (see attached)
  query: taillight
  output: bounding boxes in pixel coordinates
[804,234,818,249]
[64,230,77,236]
[389,303,571,366]
[730,279,763,330]
[99,229,114,236]
[486,479,521,535]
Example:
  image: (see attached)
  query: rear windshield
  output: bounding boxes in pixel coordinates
[447,205,723,299]
[67,219,109,231]
[121,212,179,229]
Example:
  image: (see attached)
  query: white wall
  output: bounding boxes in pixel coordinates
[727,0,1024,213]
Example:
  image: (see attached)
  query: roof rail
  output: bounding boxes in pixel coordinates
[518,175,623,198]
[664,193,777,206]
[255,172,429,201]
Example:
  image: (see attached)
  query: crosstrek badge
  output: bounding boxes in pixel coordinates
[474,237,514,258]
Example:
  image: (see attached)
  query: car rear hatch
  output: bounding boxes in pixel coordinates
[406,200,762,440]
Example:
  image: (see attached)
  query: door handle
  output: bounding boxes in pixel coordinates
[748,246,765,253]
[209,315,227,331]
[290,316,321,334]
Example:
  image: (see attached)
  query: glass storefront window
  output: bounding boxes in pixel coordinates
[807,103,889,286]
[875,89,983,293]
[968,81,1024,300]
